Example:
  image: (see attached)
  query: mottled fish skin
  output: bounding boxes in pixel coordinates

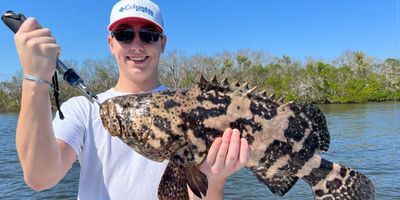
[100,76,375,200]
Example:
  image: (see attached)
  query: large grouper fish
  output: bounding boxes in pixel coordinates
[100,76,375,200]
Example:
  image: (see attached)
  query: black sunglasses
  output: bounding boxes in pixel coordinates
[111,29,163,44]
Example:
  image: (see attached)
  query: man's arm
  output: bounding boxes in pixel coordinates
[14,17,76,191]
[188,128,250,200]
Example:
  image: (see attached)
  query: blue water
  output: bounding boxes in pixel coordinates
[0,102,399,199]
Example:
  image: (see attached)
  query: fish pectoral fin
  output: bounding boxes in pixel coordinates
[158,161,189,200]
[252,168,299,196]
[303,158,375,200]
[185,165,208,199]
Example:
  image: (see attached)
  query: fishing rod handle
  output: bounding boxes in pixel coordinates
[1,10,25,33]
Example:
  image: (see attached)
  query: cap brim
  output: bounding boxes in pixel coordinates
[108,17,164,33]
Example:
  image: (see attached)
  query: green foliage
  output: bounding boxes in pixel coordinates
[1,50,399,113]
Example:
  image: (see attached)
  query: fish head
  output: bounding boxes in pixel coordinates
[100,94,185,161]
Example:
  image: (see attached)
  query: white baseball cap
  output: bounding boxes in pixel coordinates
[108,0,164,33]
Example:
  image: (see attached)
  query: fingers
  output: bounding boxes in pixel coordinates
[16,17,55,48]
[225,129,241,168]
[26,36,59,54]
[198,128,251,186]
[203,128,251,173]
[13,17,60,79]
[18,17,43,33]
[205,137,222,166]
[211,128,232,172]
[17,26,54,46]
[30,36,57,44]
[236,138,250,169]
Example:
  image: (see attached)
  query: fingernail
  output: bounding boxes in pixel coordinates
[233,129,240,135]
[223,130,231,140]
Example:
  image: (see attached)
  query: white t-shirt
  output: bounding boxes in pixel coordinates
[53,86,169,200]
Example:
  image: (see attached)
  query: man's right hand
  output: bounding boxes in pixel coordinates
[14,17,60,82]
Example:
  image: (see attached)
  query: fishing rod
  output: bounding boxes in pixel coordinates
[1,10,100,118]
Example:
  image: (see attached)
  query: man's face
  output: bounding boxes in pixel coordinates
[108,20,166,87]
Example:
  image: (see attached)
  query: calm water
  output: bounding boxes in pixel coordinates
[0,102,399,199]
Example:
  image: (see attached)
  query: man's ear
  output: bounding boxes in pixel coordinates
[161,35,167,53]
[107,35,114,54]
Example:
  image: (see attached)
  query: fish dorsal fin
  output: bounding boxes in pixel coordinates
[210,75,218,85]
[196,75,281,105]
[158,161,189,200]
[185,165,208,199]
[197,75,217,92]
[198,75,210,91]
[196,75,229,93]
[221,77,229,86]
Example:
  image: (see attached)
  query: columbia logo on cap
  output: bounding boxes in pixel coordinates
[118,4,154,17]
[108,0,164,32]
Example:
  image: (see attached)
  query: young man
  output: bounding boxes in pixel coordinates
[14,0,250,199]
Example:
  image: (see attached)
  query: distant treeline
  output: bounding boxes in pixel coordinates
[1,50,399,113]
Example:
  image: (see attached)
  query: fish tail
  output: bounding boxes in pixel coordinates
[303,158,375,200]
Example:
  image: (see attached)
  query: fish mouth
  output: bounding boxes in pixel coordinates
[100,99,122,137]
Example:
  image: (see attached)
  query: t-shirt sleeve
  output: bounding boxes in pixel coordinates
[52,96,89,157]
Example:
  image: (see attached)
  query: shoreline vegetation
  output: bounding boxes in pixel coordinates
[1,50,399,113]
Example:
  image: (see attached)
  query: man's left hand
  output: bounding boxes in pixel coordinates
[199,128,251,186]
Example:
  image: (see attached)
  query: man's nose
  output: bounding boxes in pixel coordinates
[129,32,144,52]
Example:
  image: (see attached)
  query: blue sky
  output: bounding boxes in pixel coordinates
[1,0,399,81]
